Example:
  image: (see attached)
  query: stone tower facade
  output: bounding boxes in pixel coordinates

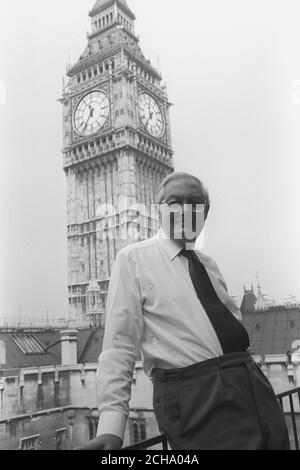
[61,0,174,325]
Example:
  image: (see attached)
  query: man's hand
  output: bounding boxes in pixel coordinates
[75,434,123,451]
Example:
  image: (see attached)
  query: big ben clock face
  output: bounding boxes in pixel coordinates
[138,93,165,138]
[73,90,109,137]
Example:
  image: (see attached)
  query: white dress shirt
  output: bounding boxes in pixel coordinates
[96,228,243,442]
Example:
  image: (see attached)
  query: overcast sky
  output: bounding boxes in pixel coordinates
[0,0,300,321]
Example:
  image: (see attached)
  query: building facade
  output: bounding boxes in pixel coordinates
[1,348,300,450]
[0,331,160,450]
[61,0,174,324]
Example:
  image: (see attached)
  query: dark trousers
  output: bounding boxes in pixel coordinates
[151,351,290,450]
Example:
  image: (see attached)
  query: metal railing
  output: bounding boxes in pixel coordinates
[123,434,168,450]
[276,387,300,450]
[0,318,93,332]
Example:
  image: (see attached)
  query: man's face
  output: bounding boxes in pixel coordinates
[159,176,207,244]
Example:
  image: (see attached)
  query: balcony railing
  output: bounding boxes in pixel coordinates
[124,387,300,450]
[123,434,168,450]
[277,387,300,450]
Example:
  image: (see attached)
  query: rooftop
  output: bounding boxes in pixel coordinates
[0,327,105,370]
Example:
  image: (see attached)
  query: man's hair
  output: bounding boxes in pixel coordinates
[156,171,210,219]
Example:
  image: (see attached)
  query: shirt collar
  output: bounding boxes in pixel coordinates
[154,227,196,261]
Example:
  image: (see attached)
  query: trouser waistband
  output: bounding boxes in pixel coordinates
[151,350,253,380]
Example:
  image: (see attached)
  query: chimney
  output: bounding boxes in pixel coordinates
[59,330,78,365]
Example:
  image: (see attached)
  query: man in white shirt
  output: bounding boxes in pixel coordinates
[79,172,290,450]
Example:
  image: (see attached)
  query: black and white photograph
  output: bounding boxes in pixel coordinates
[0,0,300,452]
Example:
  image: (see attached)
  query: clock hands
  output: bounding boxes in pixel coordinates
[89,104,95,118]
[83,104,95,131]
[145,110,153,128]
[145,102,155,128]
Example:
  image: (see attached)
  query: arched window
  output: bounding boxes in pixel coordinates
[133,422,139,444]
[129,418,146,444]
[140,421,146,441]
[87,418,99,440]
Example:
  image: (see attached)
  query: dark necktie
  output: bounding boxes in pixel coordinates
[180,248,250,354]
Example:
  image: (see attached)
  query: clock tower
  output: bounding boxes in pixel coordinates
[61,0,174,325]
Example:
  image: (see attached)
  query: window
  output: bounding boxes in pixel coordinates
[87,417,99,440]
[129,418,146,444]
[55,428,67,451]
[0,340,6,365]
[19,435,41,450]
[10,334,45,355]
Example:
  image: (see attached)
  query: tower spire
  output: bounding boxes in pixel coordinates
[256,271,262,296]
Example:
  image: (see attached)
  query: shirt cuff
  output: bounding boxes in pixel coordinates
[96,411,128,443]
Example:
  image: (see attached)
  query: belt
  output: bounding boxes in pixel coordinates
[151,350,253,380]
